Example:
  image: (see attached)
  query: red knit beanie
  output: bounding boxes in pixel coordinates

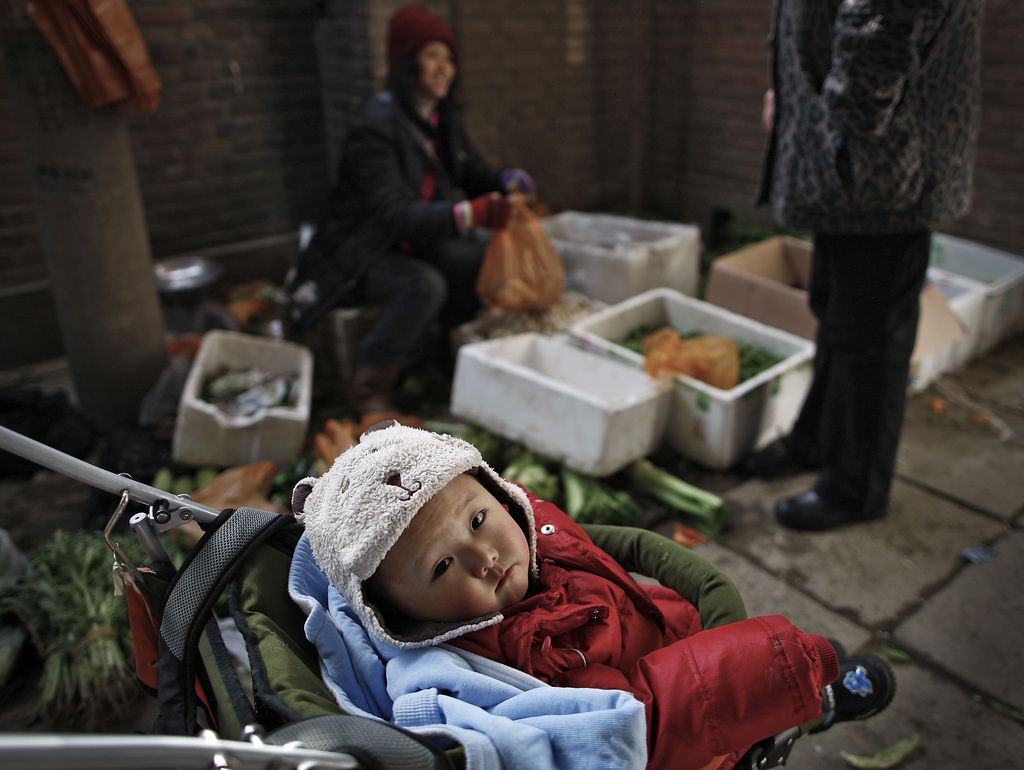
[387,5,457,65]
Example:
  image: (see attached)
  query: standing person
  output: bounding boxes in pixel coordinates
[284,4,535,417]
[747,0,984,531]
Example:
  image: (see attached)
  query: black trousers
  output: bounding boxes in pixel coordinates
[785,231,931,515]
[357,233,487,367]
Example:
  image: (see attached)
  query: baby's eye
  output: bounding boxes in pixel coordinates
[433,557,452,578]
[471,511,485,530]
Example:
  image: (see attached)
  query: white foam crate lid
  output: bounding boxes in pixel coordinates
[450,333,670,477]
[173,330,313,467]
[542,211,701,304]
[931,233,1024,354]
[910,268,988,392]
[567,288,815,470]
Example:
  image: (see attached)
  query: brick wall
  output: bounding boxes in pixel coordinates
[0,1,330,365]
[941,0,1024,253]
[1,0,1021,369]
[642,0,1024,255]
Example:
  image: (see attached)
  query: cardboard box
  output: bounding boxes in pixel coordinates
[930,233,1024,355]
[705,236,968,393]
[450,333,670,477]
[920,268,988,386]
[568,289,815,470]
[704,236,816,339]
[173,331,313,467]
[542,212,701,304]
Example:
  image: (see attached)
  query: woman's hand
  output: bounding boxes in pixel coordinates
[454,193,512,232]
[762,89,775,133]
[500,168,536,196]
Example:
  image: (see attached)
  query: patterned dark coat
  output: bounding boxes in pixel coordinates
[284,92,503,336]
[761,0,983,234]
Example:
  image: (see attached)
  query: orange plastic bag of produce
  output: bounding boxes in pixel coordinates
[476,196,565,311]
[643,327,740,390]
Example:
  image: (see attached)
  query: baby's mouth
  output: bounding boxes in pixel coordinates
[495,565,512,592]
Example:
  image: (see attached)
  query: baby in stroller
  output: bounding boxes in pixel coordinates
[290,421,895,769]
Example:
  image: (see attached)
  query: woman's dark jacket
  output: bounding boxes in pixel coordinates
[761,0,983,234]
[284,92,503,336]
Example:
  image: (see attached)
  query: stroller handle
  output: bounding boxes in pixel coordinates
[0,425,220,525]
[0,733,357,770]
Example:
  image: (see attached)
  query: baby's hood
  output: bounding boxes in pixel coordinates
[292,421,538,648]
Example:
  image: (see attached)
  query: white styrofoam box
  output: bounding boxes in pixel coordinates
[567,288,815,470]
[542,211,701,304]
[931,233,1024,355]
[450,333,670,477]
[909,268,988,392]
[173,330,313,467]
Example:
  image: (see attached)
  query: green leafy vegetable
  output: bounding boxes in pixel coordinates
[561,467,641,526]
[0,532,149,727]
[625,458,727,534]
[502,446,560,502]
[840,734,920,769]
[151,467,174,493]
[424,420,507,468]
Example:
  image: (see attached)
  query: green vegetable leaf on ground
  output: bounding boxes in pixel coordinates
[988,699,1024,723]
[880,644,913,663]
[840,734,920,769]
[624,458,726,534]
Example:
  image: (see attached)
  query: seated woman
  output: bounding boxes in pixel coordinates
[284,4,533,417]
[289,422,896,770]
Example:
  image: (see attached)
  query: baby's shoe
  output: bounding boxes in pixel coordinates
[812,654,896,733]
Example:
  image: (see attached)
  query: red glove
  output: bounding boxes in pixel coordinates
[454,193,511,232]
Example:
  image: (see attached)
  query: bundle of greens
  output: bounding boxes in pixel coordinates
[0,531,147,728]
[502,445,560,502]
[625,458,727,535]
[561,467,641,526]
[424,419,507,468]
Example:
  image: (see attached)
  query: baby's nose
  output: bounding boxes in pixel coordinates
[470,546,499,578]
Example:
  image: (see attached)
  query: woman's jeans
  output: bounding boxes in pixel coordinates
[785,230,931,515]
[356,232,487,367]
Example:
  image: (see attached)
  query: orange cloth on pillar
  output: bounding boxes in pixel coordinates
[27,0,162,111]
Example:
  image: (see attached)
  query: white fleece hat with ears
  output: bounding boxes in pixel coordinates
[292,421,538,648]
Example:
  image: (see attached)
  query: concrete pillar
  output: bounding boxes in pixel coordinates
[0,13,167,431]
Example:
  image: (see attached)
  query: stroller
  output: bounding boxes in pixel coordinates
[0,424,804,770]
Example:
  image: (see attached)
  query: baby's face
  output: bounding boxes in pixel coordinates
[373,474,531,623]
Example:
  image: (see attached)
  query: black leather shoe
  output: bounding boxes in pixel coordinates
[742,439,819,479]
[774,489,885,531]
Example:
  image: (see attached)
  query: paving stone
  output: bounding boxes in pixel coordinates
[947,334,1024,413]
[716,475,1005,628]
[690,540,872,652]
[790,662,1024,770]
[895,530,1024,711]
[897,335,1024,520]
[897,389,1024,520]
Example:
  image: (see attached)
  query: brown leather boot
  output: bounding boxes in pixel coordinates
[348,363,402,417]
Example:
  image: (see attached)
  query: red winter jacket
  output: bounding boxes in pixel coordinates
[450,499,839,770]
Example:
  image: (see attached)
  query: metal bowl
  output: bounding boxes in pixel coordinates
[154,256,224,293]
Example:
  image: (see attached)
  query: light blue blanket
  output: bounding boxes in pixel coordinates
[288,532,647,770]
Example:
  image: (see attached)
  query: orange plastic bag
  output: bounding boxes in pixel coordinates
[642,327,740,390]
[476,196,565,311]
